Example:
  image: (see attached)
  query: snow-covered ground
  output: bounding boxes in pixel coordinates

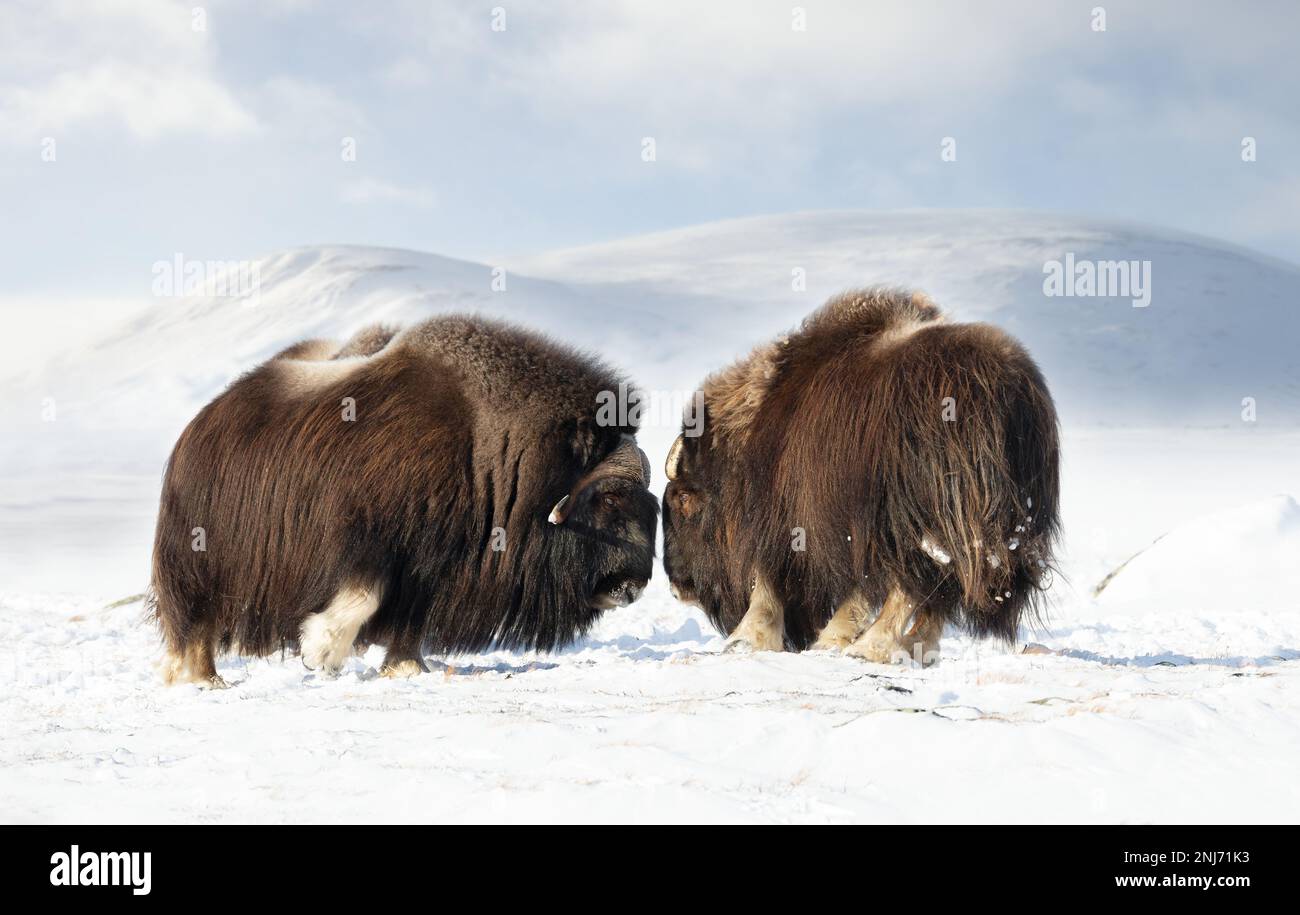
[4,577,1299,825]
[2,210,1298,823]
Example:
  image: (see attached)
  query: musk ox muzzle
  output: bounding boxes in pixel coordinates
[548,433,656,611]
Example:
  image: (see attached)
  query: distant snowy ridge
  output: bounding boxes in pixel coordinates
[514,210,1300,428]
[3,210,1299,486]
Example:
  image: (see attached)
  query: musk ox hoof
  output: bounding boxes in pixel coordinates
[809,631,857,652]
[300,652,339,677]
[845,629,909,665]
[807,641,849,653]
[162,647,226,688]
[723,633,784,653]
[380,658,428,679]
[301,652,346,678]
[845,635,939,668]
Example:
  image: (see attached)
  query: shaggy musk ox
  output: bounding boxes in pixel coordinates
[151,315,658,686]
[662,289,1060,664]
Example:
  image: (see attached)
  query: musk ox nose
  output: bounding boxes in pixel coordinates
[591,578,647,610]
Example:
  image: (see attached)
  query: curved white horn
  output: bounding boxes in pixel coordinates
[665,434,685,481]
[551,436,651,526]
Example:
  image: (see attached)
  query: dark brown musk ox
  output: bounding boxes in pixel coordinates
[150,315,658,687]
[662,289,1060,665]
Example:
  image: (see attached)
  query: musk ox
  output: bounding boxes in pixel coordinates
[151,315,658,686]
[662,289,1060,664]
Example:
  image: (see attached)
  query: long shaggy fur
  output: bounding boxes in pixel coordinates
[662,288,1060,649]
[150,315,658,672]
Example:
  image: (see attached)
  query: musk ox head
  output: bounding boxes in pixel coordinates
[660,428,741,620]
[549,433,658,610]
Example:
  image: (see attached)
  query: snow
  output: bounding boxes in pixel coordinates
[5,578,1299,824]
[921,537,952,565]
[2,210,1298,823]
[1094,495,1300,615]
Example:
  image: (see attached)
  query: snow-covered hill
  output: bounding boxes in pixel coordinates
[5,210,1299,485]
[2,210,1298,823]
[516,210,1300,427]
[1093,494,1300,615]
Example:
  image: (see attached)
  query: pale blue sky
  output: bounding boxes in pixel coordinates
[2,0,1297,299]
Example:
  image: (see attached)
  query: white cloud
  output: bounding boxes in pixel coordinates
[260,76,372,138]
[0,0,257,141]
[3,63,256,140]
[381,57,435,88]
[340,177,436,208]
[406,1,1068,165]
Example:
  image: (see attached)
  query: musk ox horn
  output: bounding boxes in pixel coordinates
[547,495,570,525]
[665,434,684,482]
[549,435,650,525]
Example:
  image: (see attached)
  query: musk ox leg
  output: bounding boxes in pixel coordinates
[162,629,227,689]
[810,590,872,651]
[380,641,430,679]
[903,611,943,666]
[846,589,942,666]
[724,573,785,652]
[300,584,380,677]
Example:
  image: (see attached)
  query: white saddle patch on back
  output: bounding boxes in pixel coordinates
[871,317,940,356]
[276,356,370,397]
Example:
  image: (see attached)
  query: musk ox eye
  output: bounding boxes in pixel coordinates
[601,493,620,510]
